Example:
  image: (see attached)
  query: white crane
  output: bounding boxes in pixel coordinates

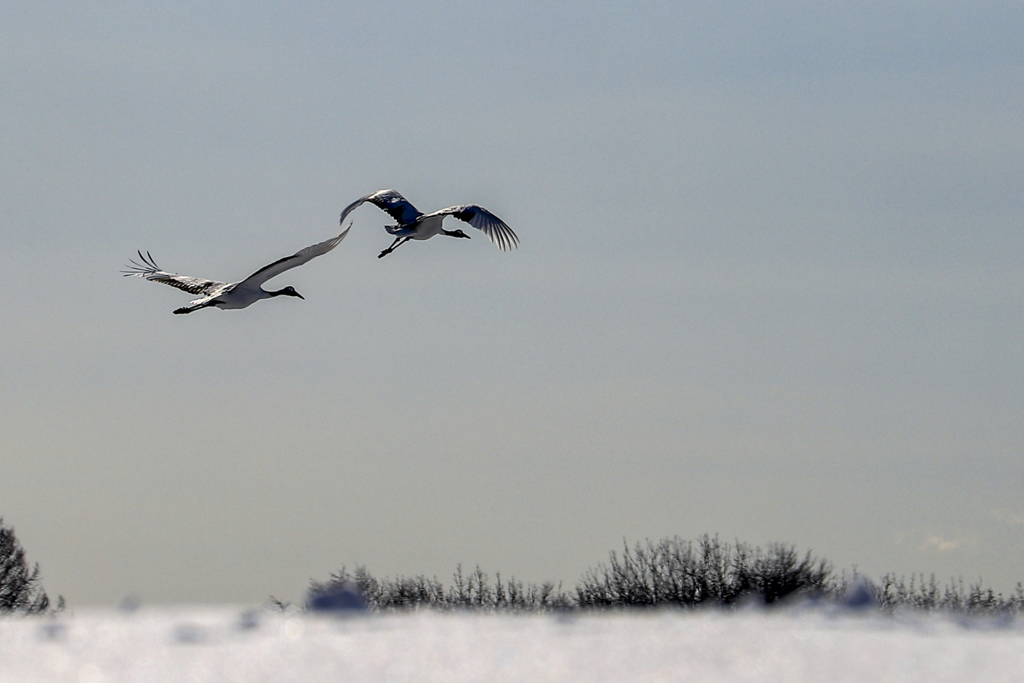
[123,226,351,314]
[339,189,518,258]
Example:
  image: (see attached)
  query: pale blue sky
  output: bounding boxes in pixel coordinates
[2,1,1022,604]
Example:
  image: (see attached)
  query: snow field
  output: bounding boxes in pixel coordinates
[1,607,1022,682]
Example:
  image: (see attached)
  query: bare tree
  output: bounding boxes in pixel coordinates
[0,518,59,615]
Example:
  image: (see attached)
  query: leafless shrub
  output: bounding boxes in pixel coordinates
[575,535,832,608]
[875,573,1024,615]
[310,564,571,613]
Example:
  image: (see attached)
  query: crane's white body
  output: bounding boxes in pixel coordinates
[399,214,446,242]
[124,226,351,314]
[192,281,276,310]
[340,189,518,257]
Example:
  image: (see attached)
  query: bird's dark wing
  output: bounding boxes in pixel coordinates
[339,189,423,227]
[238,225,351,288]
[122,251,225,295]
[430,205,519,251]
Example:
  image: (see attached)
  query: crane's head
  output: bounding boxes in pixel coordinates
[443,228,471,239]
[270,286,304,300]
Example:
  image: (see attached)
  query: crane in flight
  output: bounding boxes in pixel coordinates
[339,189,518,258]
[123,226,351,314]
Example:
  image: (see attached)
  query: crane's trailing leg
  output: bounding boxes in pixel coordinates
[174,300,219,315]
[378,236,413,259]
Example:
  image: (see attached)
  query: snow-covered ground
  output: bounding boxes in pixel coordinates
[2,606,1022,682]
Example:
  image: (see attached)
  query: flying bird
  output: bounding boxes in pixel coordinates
[123,226,351,314]
[339,189,518,258]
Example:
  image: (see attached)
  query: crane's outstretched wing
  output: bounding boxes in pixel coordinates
[430,205,519,251]
[122,251,226,295]
[239,225,351,288]
[339,189,423,227]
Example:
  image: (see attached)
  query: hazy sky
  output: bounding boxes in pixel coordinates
[2,1,1022,605]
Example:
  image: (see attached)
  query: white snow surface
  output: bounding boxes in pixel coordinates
[2,607,1022,682]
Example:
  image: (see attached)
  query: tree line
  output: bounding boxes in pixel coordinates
[3,520,1021,616]
[308,535,1024,615]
